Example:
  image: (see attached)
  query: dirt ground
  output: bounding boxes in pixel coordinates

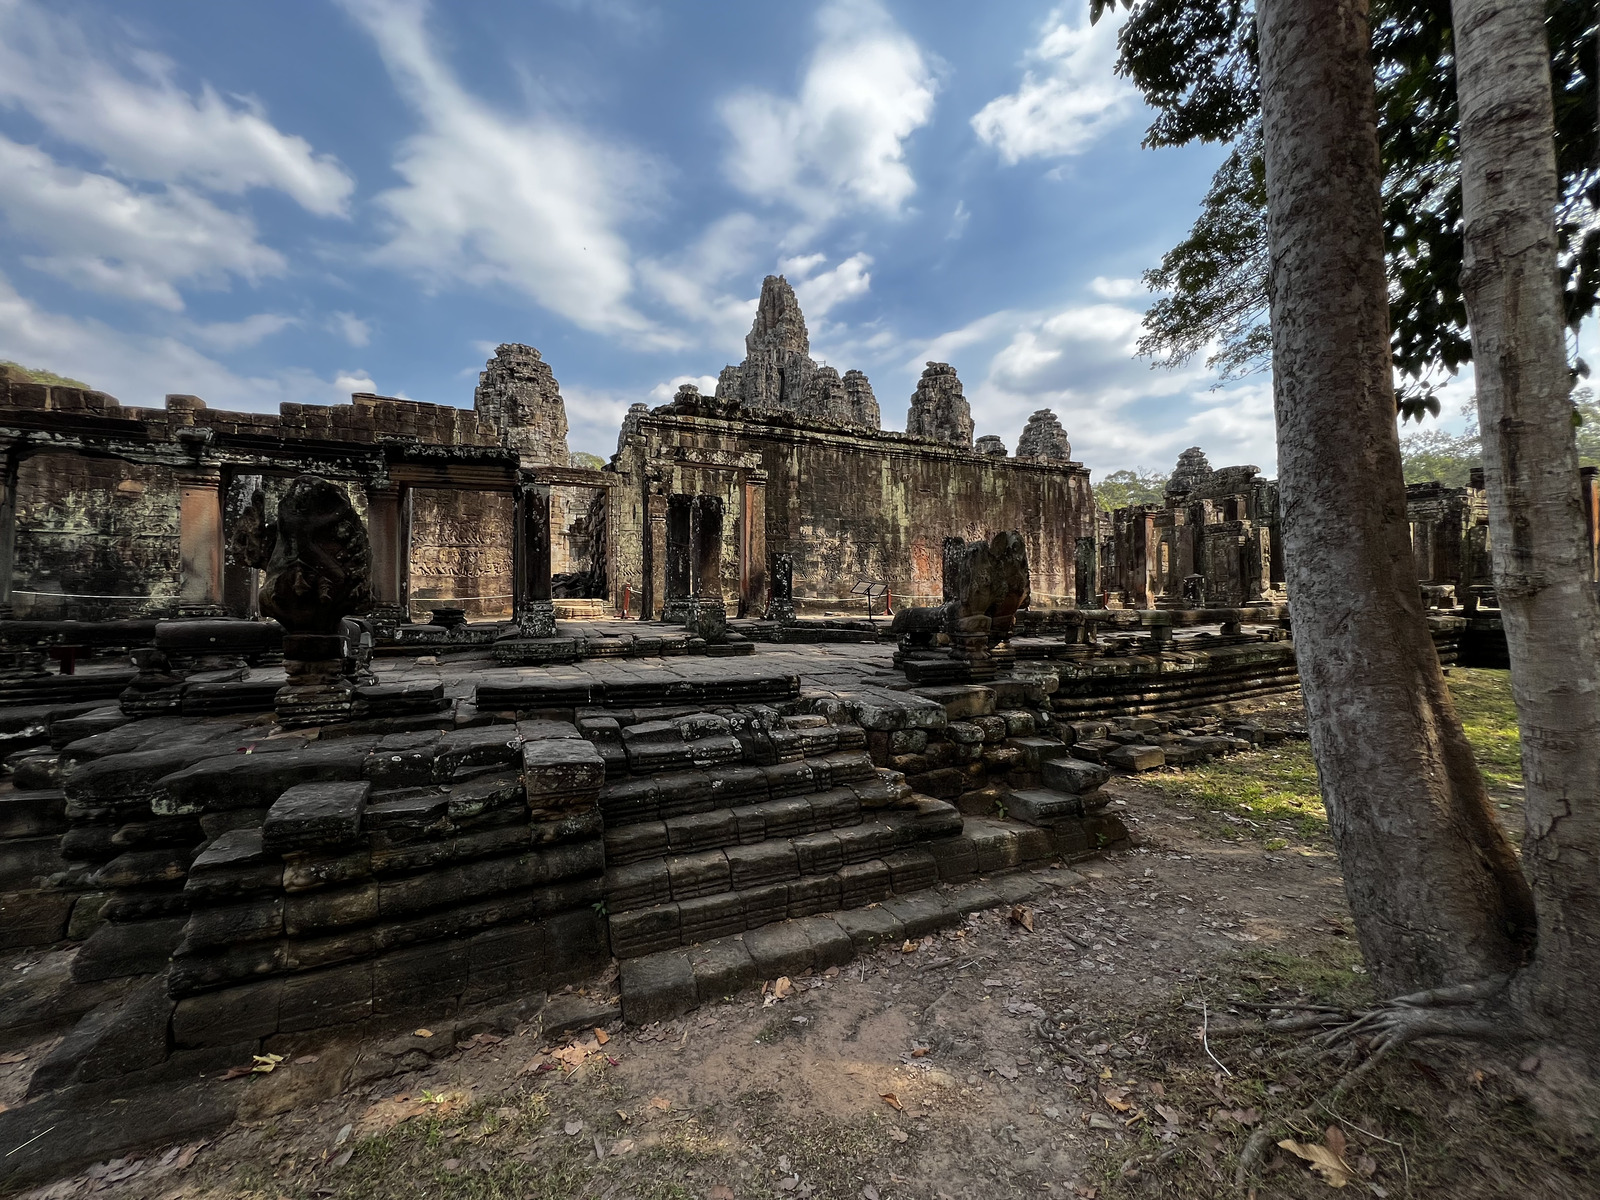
[8,675,1593,1200]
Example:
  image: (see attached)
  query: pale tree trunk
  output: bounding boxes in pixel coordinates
[1453,0,1600,1062]
[1255,0,1535,994]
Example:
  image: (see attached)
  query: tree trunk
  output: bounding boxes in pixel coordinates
[1453,0,1600,1055]
[1254,0,1535,994]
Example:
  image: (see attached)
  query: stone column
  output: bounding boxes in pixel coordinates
[765,552,796,623]
[177,467,226,616]
[1073,536,1098,610]
[365,482,408,632]
[645,493,669,620]
[740,472,767,618]
[512,479,554,637]
[0,446,18,619]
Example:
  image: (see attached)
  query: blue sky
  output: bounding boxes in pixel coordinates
[0,0,1523,477]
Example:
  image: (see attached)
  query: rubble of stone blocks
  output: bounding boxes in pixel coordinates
[24,714,611,1091]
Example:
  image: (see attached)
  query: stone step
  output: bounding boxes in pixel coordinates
[604,783,960,864]
[604,810,1119,960]
[597,751,885,828]
[603,800,962,914]
[606,848,947,957]
[618,872,1055,1024]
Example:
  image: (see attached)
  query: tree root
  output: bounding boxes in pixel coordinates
[1232,976,1523,1190]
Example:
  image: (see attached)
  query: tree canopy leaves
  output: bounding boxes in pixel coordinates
[1094,0,1598,420]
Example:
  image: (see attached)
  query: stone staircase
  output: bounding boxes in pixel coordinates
[585,710,983,1021]
[582,703,1129,1023]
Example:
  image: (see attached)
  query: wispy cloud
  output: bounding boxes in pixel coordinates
[340,0,665,341]
[972,5,1137,164]
[0,0,354,215]
[0,270,369,410]
[0,135,285,310]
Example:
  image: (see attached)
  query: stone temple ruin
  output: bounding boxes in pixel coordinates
[0,275,1597,1184]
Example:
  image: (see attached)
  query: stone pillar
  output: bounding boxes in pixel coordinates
[740,473,767,617]
[1073,536,1098,610]
[365,482,408,632]
[645,493,669,620]
[512,479,555,637]
[177,467,226,616]
[765,552,797,623]
[0,446,18,619]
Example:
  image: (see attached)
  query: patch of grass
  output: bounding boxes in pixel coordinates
[1448,668,1522,792]
[1142,671,1522,846]
[1142,743,1327,844]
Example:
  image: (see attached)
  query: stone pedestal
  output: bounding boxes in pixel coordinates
[682,597,727,643]
[764,551,797,624]
[512,600,556,639]
[276,633,354,727]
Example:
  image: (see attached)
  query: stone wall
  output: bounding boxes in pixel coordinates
[407,490,515,618]
[13,456,181,619]
[612,407,1094,616]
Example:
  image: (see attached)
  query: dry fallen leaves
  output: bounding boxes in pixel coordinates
[880,1093,905,1112]
[1278,1126,1355,1188]
[1008,904,1036,933]
[593,1027,610,1045]
[648,1096,672,1112]
[1101,1087,1133,1113]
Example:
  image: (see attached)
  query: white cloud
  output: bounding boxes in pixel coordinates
[787,252,872,319]
[648,374,720,402]
[720,0,937,225]
[972,5,1137,164]
[0,270,363,410]
[0,135,285,310]
[1090,275,1144,299]
[334,370,379,396]
[189,312,298,352]
[0,0,353,216]
[330,311,372,348]
[906,301,1277,475]
[562,382,643,460]
[339,0,663,340]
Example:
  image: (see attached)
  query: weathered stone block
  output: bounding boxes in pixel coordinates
[786,873,842,917]
[279,961,373,1031]
[834,904,902,949]
[1106,744,1165,771]
[1042,757,1112,794]
[666,850,731,900]
[71,915,187,981]
[285,882,379,936]
[725,841,799,891]
[609,903,681,958]
[838,859,892,908]
[1005,789,1085,825]
[620,951,696,1024]
[677,892,745,943]
[172,978,283,1048]
[691,937,758,1001]
[523,739,605,801]
[742,921,814,979]
[263,780,370,853]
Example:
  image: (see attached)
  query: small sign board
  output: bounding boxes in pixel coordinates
[852,580,889,622]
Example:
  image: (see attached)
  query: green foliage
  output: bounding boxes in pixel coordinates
[569,451,607,470]
[1576,386,1600,467]
[0,359,91,390]
[1093,467,1169,511]
[1096,0,1599,417]
[1399,423,1481,485]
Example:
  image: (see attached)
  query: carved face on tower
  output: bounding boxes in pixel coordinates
[258,476,374,634]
